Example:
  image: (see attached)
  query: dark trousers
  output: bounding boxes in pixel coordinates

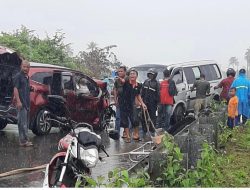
[115,106,121,132]
[120,107,141,129]
[157,104,172,131]
[17,107,29,143]
[227,117,238,128]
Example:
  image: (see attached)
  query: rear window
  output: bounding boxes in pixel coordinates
[213,64,222,79]
[200,64,221,81]
[31,72,53,85]
[184,64,221,84]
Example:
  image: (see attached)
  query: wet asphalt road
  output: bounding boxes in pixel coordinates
[0,124,151,187]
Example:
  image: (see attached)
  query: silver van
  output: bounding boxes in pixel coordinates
[133,60,222,124]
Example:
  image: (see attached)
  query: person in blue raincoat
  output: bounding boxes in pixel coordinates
[249,95,250,120]
[231,68,250,124]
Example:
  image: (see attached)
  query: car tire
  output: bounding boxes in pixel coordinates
[0,119,7,130]
[32,109,52,136]
[173,105,185,124]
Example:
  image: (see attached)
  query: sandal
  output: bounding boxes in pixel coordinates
[121,131,127,138]
[133,137,141,141]
[124,137,131,143]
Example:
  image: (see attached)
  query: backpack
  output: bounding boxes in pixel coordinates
[168,79,178,96]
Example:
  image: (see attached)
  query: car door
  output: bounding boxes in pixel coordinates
[171,67,187,103]
[61,72,78,121]
[183,66,201,111]
[75,73,101,124]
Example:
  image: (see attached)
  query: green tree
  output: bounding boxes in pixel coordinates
[245,48,250,77]
[77,42,122,78]
[0,25,89,73]
[0,26,71,64]
[0,26,122,78]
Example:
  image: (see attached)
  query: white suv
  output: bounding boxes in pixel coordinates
[133,60,222,124]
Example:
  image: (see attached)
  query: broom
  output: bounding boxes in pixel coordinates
[142,107,165,145]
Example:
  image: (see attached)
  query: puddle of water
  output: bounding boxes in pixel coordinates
[0,125,150,187]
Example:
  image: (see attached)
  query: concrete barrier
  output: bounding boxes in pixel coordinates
[174,123,214,168]
[188,134,206,168]
[198,111,226,149]
[128,107,227,179]
[148,146,168,181]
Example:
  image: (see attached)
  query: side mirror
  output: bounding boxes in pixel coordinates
[108,130,119,140]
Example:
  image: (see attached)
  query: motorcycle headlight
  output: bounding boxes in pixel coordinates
[79,147,99,168]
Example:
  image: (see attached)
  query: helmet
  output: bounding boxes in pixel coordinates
[239,68,246,74]
[226,68,236,77]
[147,68,158,79]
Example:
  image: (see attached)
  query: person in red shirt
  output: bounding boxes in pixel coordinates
[214,68,236,102]
[157,69,177,132]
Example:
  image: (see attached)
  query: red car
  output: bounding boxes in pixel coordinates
[0,46,109,135]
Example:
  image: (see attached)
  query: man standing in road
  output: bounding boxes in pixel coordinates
[141,68,160,135]
[14,60,34,147]
[157,68,177,132]
[119,68,147,142]
[113,66,127,138]
[231,68,250,125]
[191,73,210,119]
[214,68,236,103]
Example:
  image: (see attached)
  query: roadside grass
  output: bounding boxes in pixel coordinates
[77,122,250,188]
[215,125,250,187]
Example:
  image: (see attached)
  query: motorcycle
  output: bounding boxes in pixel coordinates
[100,103,116,131]
[43,95,118,187]
[99,85,116,130]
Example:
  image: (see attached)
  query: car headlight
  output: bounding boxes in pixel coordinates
[79,147,99,168]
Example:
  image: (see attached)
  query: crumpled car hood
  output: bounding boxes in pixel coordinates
[0,46,22,69]
[0,46,15,54]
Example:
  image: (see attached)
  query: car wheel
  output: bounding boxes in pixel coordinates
[173,105,185,124]
[32,109,52,136]
[0,119,7,130]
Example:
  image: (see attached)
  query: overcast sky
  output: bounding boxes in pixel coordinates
[1,0,250,70]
